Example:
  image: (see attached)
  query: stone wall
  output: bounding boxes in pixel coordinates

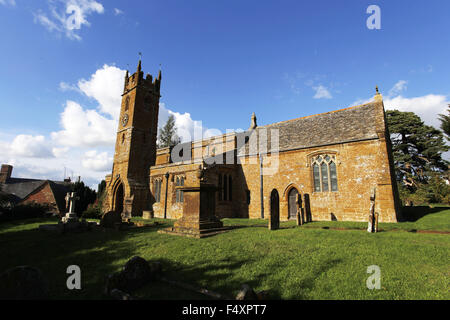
[238,138,398,222]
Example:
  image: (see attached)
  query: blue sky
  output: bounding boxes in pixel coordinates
[0,0,449,188]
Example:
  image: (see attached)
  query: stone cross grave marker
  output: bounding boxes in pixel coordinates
[62,192,80,223]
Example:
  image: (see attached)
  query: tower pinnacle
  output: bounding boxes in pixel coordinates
[249,112,257,130]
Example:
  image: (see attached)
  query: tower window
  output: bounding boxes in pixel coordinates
[125,96,130,111]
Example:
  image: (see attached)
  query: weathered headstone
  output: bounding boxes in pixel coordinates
[0,266,49,300]
[104,256,161,297]
[110,288,134,300]
[100,210,122,228]
[367,187,376,233]
[235,284,258,300]
[296,193,303,226]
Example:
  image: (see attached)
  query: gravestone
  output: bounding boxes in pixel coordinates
[61,192,80,223]
[39,191,98,233]
[0,266,49,300]
[367,188,377,233]
[296,193,304,226]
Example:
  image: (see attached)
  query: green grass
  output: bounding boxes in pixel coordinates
[0,207,449,300]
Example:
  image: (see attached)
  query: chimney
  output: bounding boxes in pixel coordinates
[0,164,13,183]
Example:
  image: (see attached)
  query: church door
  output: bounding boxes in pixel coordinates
[288,188,299,220]
[114,183,124,214]
[269,189,280,230]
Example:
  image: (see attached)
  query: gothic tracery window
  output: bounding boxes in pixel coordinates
[311,154,338,192]
[218,173,232,202]
[153,179,162,202]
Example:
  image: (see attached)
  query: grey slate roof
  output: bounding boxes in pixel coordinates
[237,102,379,155]
[0,178,70,210]
[0,178,47,201]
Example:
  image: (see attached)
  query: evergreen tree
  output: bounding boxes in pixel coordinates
[97,180,106,198]
[438,105,450,141]
[70,181,97,215]
[386,110,449,188]
[158,115,181,148]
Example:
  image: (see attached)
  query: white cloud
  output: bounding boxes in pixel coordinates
[52,147,69,157]
[158,103,206,143]
[81,150,112,171]
[59,81,80,92]
[0,0,16,6]
[384,94,449,129]
[388,80,407,97]
[113,8,123,16]
[1,63,213,187]
[9,135,54,158]
[350,81,449,129]
[51,100,116,147]
[77,64,125,119]
[313,85,332,99]
[34,0,104,40]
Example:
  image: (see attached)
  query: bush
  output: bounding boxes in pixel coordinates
[0,203,50,223]
[81,205,102,219]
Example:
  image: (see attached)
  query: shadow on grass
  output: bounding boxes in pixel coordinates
[136,257,282,300]
[0,220,174,299]
[294,258,343,299]
[401,206,448,222]
[0,219,283,299]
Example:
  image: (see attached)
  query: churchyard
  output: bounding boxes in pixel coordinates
[0,206,448,300]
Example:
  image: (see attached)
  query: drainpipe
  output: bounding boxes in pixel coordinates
[260,154,264,219]
[164,172,169,219]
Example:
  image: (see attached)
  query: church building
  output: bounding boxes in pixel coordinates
[102,61,402,223]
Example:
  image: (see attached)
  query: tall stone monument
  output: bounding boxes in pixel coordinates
[159,165,227,238]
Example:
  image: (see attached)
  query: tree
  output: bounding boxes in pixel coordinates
[158,115,181,148]
[386,110,449,203]
[97,180,106,198]
[438,105,450,141]
[70,181,97,215]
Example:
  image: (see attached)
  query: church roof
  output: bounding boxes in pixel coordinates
[237,102,381,155]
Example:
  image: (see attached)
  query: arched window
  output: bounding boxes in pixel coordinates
[228,175,232,201]
[218,173,232,202]
[175,176,184,202]
[153,179,162,202]
[223,174,228,201]
[124,96,130,111]
[218,174,223,201]
[311,154,338,192]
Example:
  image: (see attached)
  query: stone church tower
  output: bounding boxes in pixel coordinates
[103,60,161,219]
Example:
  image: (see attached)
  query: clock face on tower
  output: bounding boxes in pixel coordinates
[121,113,129,127]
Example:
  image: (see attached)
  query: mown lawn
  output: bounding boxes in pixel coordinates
[0,207,449,300]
